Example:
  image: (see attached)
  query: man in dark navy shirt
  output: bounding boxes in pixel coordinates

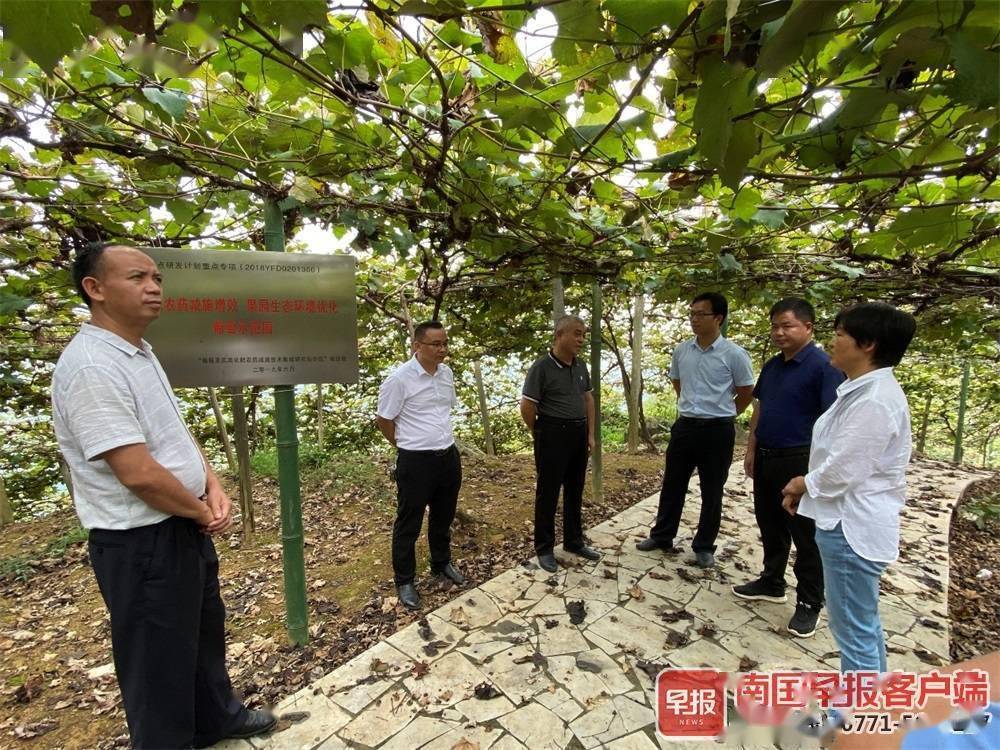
[733,298,844,638]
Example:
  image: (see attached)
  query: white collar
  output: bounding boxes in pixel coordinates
[80,323,150,358]
[836,366,894,396]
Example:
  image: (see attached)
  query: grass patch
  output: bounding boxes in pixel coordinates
[0,524,87,582]
[251,441,329,478]
[964,490,1000,530]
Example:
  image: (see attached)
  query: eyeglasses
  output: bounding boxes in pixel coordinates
[687,311,717,319]
[418,340,449,348]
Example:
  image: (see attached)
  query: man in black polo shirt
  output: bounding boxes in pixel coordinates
[520,315,601,573]
[733,297,844,638]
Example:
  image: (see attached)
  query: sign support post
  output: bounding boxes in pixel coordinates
[264,199,309,646]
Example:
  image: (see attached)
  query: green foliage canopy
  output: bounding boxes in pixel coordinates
[0,0,998,513]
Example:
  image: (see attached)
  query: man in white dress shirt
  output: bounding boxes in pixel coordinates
[376,321,465,609]
[51,244,275,748]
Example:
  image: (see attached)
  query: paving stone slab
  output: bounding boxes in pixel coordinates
[256,690,351,750]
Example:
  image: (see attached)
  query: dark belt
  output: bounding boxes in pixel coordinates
[756,445,810,457]
[676,415,735,425]
[398,444,456,457]
[536,415,587,427]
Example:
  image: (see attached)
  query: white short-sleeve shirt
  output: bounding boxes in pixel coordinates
[376,356,456,451]
[51,324,206,530]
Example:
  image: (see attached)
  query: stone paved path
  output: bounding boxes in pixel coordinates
[216,457,987,750]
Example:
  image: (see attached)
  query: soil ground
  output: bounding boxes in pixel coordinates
[948,472,1000,664]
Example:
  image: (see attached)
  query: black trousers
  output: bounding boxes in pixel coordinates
[753,446,824,608]
[88,516,245,750]
[533,416,588,555]
[392,445,461,586]
[649,417,735,553]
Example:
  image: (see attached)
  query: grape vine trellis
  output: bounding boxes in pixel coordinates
[0,1,997,497]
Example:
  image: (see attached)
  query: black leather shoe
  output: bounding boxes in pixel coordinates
[565,545,601,561]
[227,709,277,740]
[694,551,716,568]
[636,537,671,552]
[397,583,421,609]
[537,553,558,573]
[436,563,466,585]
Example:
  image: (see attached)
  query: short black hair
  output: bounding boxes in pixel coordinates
[692,292,728,322]
[769,297,815,325]
[834,302,916,368]
[413,320,444,341]
[72,242,112,308]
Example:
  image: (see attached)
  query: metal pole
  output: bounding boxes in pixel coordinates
[590,280,603,503]
[953,359,970,464]
[264,199,309,646]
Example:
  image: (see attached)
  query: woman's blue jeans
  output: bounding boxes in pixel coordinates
[815,522,889,674]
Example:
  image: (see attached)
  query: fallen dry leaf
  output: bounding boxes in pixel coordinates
[14,721,58,739]
[566,600,587,624]
[473,681,501,699]
[450,606,470,627]
[626,583,645,601]
[738,656,760,671]
[411,661,430,680]
[665,631,690,648]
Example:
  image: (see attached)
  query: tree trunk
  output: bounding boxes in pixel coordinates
[0,474,12,526]
[208,387,237,473]
[229,387,256,542]
[590,281,603,503]
[316,383,325,445]
[953,360,970,463]
[916,392,932,454]
[247,386,260,452]
[605,309,657,453]
[627,292,645,454]
[58,456,74,503]
[400,289,415,337]
[552,275,565,324]
[472,360,495,456]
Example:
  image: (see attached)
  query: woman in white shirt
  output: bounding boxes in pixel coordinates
[781,302,916,674]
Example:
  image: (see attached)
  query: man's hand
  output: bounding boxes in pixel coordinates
[196,502,216,528]
[743,450,755,479]
[782,493,800,516]
[202,479,233,535]
[588,434,596,454]
[781,475,807,516]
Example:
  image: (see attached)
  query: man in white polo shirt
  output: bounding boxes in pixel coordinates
[51,244,274,749]
[376,321,465,610]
